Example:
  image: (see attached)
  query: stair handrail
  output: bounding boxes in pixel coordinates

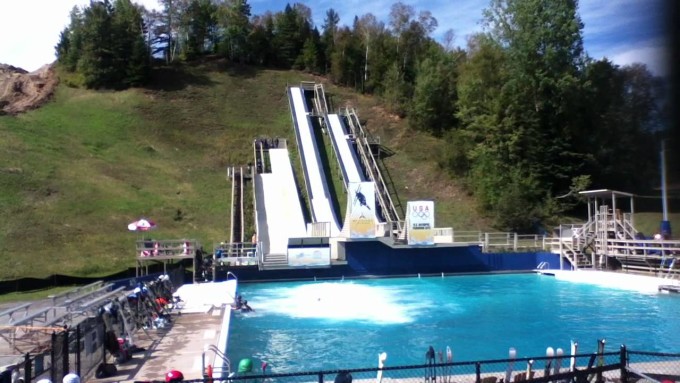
[203,344,231,377]
[313,83,328,115]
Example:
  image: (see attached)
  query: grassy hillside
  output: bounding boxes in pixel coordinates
[5,61,672,281]
[0,62,492,280]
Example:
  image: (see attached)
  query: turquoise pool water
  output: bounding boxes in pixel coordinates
[227,274,680,373]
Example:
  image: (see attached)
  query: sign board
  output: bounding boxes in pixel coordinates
[288,247,331,267]
[407,200,435,245]
[348,182,376,238]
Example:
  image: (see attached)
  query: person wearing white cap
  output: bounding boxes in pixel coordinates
[36,379,51,383]
[62,373,80,383]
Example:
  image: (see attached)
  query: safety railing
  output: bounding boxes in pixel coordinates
[135,346,680,383]
[446,231,547,252]
[136,239,199,259]
[202,344,231,380]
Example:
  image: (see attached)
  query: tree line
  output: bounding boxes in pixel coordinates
[55,0,669,231]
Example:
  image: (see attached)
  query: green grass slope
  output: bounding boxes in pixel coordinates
[0,64,295,278]
[1,62,676,281]
[0,62,490,280]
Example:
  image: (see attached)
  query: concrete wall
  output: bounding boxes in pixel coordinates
[215,240,560,281]
[342,240,556,275]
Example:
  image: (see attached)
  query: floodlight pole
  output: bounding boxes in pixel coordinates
[662,141,669,221]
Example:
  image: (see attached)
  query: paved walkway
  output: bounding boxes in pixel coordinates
[90,281,236,383]
[91,307,226,382]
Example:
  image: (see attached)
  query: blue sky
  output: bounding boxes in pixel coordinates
[0,0,669,75]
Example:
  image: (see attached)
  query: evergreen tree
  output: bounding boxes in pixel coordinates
[56,0,149,88]
[581,61,661,192]
[321,8,340,73]
[302,28,322,73]
[184,0,218,59]
[273,4,302,67]
[382,62,410,116]
[78,0,116,88]
[219,0,252,62]
[55,7,84,72]
[112,0,149,86]
[247,13,275,65]
[410,50,458,136]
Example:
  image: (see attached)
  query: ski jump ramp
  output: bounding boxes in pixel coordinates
[254,148,307,255]
[289,87,340,237]
[327,113,365,185]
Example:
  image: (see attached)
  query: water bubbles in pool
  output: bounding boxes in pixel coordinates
[248,281,430,324]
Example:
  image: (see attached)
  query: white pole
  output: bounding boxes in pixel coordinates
[506,347,517,383]
[376,352,387,383]
[661,141,669,221]
[570,341,578,372]
[554,348,564,375]
[545,347,555,377]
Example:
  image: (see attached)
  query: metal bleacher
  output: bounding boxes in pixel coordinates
[549,189,680,276]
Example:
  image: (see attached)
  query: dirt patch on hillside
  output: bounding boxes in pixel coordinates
[0,63,58,115]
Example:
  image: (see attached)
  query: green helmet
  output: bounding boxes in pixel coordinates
[238,358,254,373]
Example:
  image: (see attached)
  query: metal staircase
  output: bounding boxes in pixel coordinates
[553,190,680,274]
[228,166,245,244]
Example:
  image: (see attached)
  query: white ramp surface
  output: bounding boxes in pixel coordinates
[328,113,364,184]
[290,87,340,236]
[262,148,307,253]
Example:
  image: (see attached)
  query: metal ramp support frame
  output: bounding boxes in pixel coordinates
[341,107,402,231]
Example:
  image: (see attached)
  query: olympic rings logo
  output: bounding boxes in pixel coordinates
[410,208,430,219]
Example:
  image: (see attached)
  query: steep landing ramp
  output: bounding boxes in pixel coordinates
[255,148,306,255]
[327,113,365,184]
[289,86,340,236]
[327,112,384,237]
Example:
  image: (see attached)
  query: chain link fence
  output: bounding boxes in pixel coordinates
[11,321,106,383]
[134,347,680,383]
[627,350,680,382]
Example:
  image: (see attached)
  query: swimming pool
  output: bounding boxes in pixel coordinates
[227,274,680,373]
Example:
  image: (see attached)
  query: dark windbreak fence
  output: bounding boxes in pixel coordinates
[13,322,107,383]
[135,348,680,383]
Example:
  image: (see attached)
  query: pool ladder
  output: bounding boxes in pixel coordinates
[203,344,231,378]
[537,261,549,270]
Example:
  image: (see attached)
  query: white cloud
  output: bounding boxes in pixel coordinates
[609,43,669,76]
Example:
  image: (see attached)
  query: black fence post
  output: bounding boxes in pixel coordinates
[102,325,107,367]
[23,353,31,383]
[475,362,481,383]
[76,325,82,377]
[64,330,70,377]
[318,372,324,383]
[50,332,56,383]
[619,345,628,383]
